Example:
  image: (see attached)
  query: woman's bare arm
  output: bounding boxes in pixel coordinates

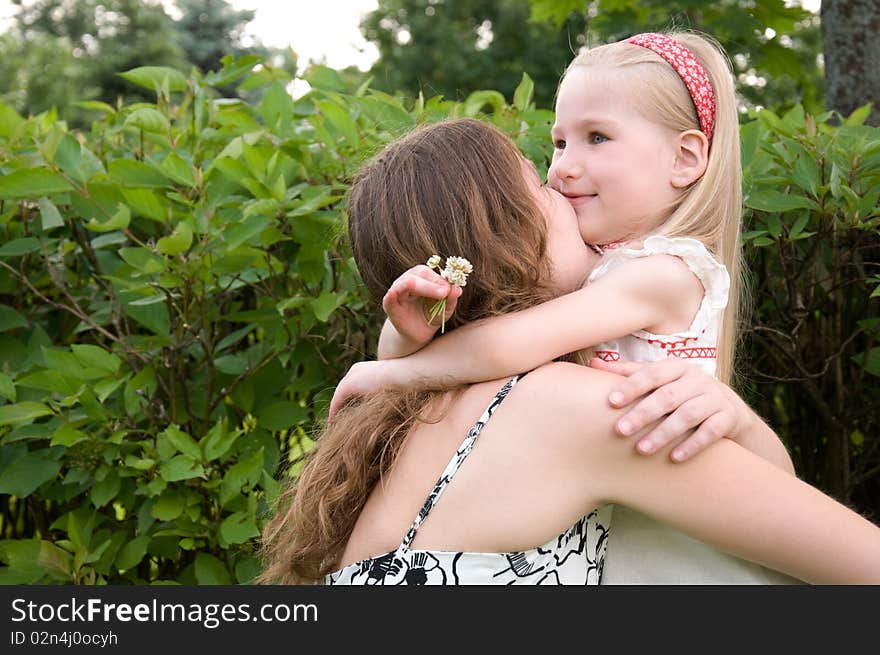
[531,363,879,584]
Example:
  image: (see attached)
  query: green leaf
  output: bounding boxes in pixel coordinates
[204,54,263,87]
[513,72,535,112]
[157,222,193,256]
[0,304,28,331]
[463,90,506,117]
[86,203,131,233]
[853,347,880,377]
[260,81,294,131]
[311,291,345,322]
[16,370,79,394]
[257,401,308,431]
[50,424,88,447]
[74,100,116,115]
[38,197,65,231]
[201,420,241,462]
[0,237,41,258]
[90,472,121,507]
[0,372,15,402]
[159,455,205,482]
[160,152,196,187]
[745,190,819,212]
[119,247,166,274]
[195,552,232,585]
[42,347,105,380]
[766,214,783,239]
[528,0,583,27]
[121,188,169,222]
[71,344,121,374]
[0,444,61,496]
[213,355,248,375]
[219,511,260,545]
[160,425,202,460]
[789,213,810,239]
[0,168,74,199]
[0,539,69,584]
[316,100,359,147]
[302,65,347,92]
[0,100,26,138]
[109,160,170,188]
[224,214,269,250]
[151,490,184,520]
[220,448,264,506]
[121,291,170,337]
[844,103,872,126]
[124,107,170,134]
[119,66,188,93]
[54,134,83,181]
[115,535,150,570]
[0,401,54,425]
[792,154,819,197]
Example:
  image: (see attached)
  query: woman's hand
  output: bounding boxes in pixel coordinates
[382,265,462,348]
[589,358,751,462]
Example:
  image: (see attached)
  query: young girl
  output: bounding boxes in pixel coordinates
[330,33,803,583]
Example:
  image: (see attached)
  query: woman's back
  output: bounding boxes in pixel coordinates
[333,372,614,584]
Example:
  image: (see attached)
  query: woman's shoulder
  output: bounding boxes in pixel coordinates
[506,363,623,437]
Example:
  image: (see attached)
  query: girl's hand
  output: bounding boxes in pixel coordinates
[328,360,394,421]
[382,265,463,347]
[589,358,748,462]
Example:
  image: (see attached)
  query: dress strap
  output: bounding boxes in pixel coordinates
[396,374,526,551]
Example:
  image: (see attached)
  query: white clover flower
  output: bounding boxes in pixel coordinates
[423,254,474,333]
[441,268,467,287]
[444,256,473,276]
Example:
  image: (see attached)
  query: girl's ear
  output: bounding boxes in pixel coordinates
[670,130,709,188]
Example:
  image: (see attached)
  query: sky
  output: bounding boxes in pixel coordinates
[202,1,380,71]
[0,0,381,70]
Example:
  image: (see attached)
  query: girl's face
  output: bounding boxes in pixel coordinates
[520,158,597,294]
[547,65,683,247]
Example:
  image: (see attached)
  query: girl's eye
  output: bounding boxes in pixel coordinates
[589,133,608,145]
[553,139,566,150]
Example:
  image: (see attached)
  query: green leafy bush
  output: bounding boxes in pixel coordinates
[0,59,548,583]
[740,104,880,507]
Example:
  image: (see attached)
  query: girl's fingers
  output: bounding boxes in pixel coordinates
[670,412,731,462]
[410,264,444,280]
[595,359,689,408]
[588,358,644,377]
[390,275,449,301]
[634,397,716,454]
[613,376,696,436]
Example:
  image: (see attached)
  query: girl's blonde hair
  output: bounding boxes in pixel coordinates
[565,31,744,383]
[259,119,556,584]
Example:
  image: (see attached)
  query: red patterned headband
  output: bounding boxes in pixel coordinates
[626,33,716,144]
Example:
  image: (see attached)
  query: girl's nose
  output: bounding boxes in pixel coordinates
[548,150,583,185]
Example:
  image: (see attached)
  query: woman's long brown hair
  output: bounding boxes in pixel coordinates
[259,119,555,583]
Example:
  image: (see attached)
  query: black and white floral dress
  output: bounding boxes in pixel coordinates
[326,375,613,585]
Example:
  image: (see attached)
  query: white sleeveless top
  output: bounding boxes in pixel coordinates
[589,236,800,584]
[588,236,729,377]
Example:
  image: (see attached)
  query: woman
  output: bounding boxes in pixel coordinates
[259,119,880,585]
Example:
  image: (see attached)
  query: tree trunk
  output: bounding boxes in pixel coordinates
[821,0,880,126]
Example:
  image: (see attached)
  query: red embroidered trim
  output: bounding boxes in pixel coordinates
[667,347,716,359]
[626,33,716,143]
[594,351,621,362]
[636,335,697,349]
